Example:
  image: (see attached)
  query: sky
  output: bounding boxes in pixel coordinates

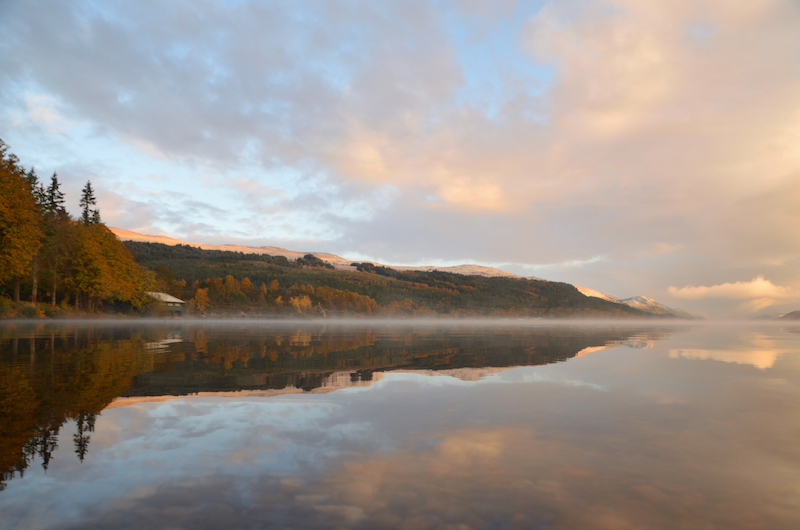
[1,0,800,318]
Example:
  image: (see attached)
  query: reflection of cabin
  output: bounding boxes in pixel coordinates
[146,292,186,315]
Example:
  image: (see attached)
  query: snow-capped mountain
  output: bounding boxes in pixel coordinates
[575,286,698,319]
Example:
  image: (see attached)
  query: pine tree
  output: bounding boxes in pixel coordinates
[40,173,71,307]
[79,181,99,225]
[46,173,66,216]
[25,168,46,210]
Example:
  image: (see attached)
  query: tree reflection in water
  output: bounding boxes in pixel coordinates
[0,321,677,491]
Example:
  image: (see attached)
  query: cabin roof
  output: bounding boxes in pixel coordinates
[146,292,186,304]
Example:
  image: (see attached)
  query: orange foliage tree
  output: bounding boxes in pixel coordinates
[0,140,43,297]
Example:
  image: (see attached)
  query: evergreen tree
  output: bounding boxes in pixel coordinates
[46,173,66,216]
[79,181,100,225]
[25,168,46,210]
[39,173,71,307]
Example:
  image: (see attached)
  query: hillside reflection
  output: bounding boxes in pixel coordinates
[0,321,676,491]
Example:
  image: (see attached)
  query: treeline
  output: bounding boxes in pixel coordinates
[153,268,379,315]
[0,140,154,316]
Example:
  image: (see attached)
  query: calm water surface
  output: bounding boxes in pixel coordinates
[1,320,799,529]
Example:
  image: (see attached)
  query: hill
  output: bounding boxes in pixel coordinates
[110,227,518,278]
[780,310,800,320]
[121,239,683,318]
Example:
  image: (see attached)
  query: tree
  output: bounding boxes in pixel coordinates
[64,224,154,311]
[24,168,46,304]
[0,140,43,300]
[241,277,253,296]
[289,295,312,313]
[46,173,66,216]
[79,181,100,225]
[41,173,71,307]
[193,288,210,311]
[25,168,46,209]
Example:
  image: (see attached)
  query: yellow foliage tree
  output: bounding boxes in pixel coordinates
[289,295,312,313]
[193,288,210,311]
[223,275,240,296]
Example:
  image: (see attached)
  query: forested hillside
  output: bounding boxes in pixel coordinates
[124,240,656,318]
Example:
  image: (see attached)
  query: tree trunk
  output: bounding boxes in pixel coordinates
[52,273,57,308]
[31,266,38,305]
[13,277,20,302]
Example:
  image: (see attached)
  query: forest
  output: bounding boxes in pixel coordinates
[125,240,656,317]
[2,139,658,318]
[0,140,154,317]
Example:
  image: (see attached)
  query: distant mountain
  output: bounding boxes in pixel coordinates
[575,287,699,319]
[779,310,800,320]
[617,296,699,319]
[752,313,781,320]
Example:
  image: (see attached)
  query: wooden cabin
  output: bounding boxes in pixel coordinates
[146,292,186,316]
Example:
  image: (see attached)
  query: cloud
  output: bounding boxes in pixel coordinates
[668,276,796,305]
[3,0,800,315]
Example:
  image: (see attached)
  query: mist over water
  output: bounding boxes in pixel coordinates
[2,320,799,529]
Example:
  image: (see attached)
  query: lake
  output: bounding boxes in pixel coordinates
[1,319,799,529]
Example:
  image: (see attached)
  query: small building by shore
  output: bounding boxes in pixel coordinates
[146,292,186,316]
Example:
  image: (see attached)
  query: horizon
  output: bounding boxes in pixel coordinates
[2,0,799,318]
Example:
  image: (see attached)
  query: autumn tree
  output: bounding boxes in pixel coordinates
[0,140,43,301]
[193,288,210,311]
[289,295,312,313]
[23,168,46,304]
[240,277,253,297]
[64,224,155,310]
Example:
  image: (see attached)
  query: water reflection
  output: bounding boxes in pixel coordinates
[2,321,799,528]
[0,321,672,492]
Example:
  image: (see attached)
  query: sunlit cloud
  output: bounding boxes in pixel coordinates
[668,276,795,300]
[2,0,800,316]
[667,276,800,313]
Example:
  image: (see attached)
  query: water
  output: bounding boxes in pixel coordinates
[1,320,799,529]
